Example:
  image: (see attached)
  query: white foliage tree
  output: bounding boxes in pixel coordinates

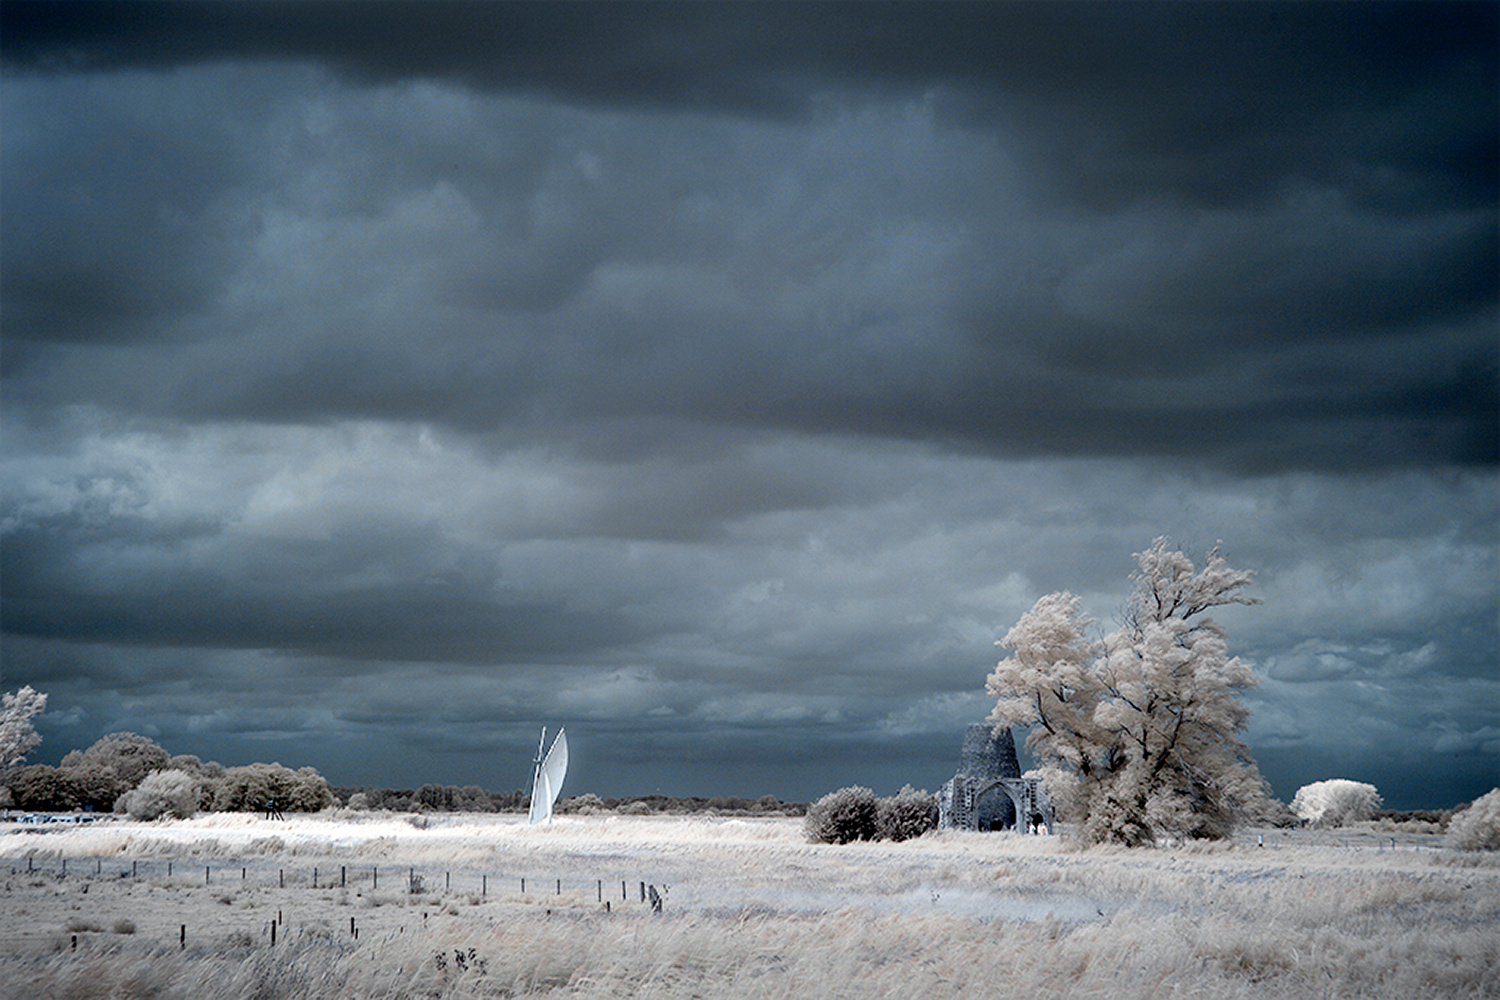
[1,684,48,770]
[988,539,1271,846]
[1445,788,1500,851]
[1290,778,1382,827]
[116,769,199,821]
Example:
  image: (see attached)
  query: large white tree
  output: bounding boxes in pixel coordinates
[988,539,1272,846]
[1,684,48,770]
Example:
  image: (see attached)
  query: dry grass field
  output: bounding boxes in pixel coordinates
[1,812,1495,998]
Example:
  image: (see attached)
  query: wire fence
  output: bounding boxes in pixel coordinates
[2,854,669,898]
[0,854,671,955]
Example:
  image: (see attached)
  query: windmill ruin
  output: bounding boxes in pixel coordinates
[938,724,1054,834]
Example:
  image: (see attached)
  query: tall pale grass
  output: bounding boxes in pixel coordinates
[2,815,1495,999]
[10,901,1495,1000]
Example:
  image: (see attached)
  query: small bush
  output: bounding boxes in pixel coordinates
[1445,789,1500,851]
[111,919,136,934]
[877,786,937,842]
[805,786,879,844]
[560,793,608,815]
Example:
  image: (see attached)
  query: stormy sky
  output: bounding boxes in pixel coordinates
[2,2,1495,810]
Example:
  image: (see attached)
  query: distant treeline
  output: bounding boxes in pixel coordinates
[332,785,525,813]
[331,787,807,817]
[2,732,333,815]
[1371,809,1458,828]
[1,730,809,819]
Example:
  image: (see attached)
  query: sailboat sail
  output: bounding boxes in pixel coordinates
[528,727,568,825]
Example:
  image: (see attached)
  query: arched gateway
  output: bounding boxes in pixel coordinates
[937,724,1054,834]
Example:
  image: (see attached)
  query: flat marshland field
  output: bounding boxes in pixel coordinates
[1,814,1495,998]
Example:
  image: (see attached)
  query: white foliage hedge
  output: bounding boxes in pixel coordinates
[1444,788,1500,851]
[1290,779,1382,827]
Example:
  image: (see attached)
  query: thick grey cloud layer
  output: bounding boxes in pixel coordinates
[2,3,1495,808]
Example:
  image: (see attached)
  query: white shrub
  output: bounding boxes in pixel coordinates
[805,786,878,844]
[1290,779,1381,827]
[116,769,198,821]
[1444,789,1500,851]
[877,786,937,842]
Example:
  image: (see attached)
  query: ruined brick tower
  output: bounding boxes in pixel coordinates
[960,723,1022,782]
[938,723,1054,834]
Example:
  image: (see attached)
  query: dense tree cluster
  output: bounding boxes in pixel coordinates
[4,731,332,816]
[988,539,1275,846]
[213,763,334,813]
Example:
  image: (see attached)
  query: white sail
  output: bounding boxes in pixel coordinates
[528,727,568,825]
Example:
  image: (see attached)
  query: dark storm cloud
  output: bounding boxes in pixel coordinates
[2,3,1495,809]
[3,6,1494,470]
[0,505,637,661]
[5,2,1494,207]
